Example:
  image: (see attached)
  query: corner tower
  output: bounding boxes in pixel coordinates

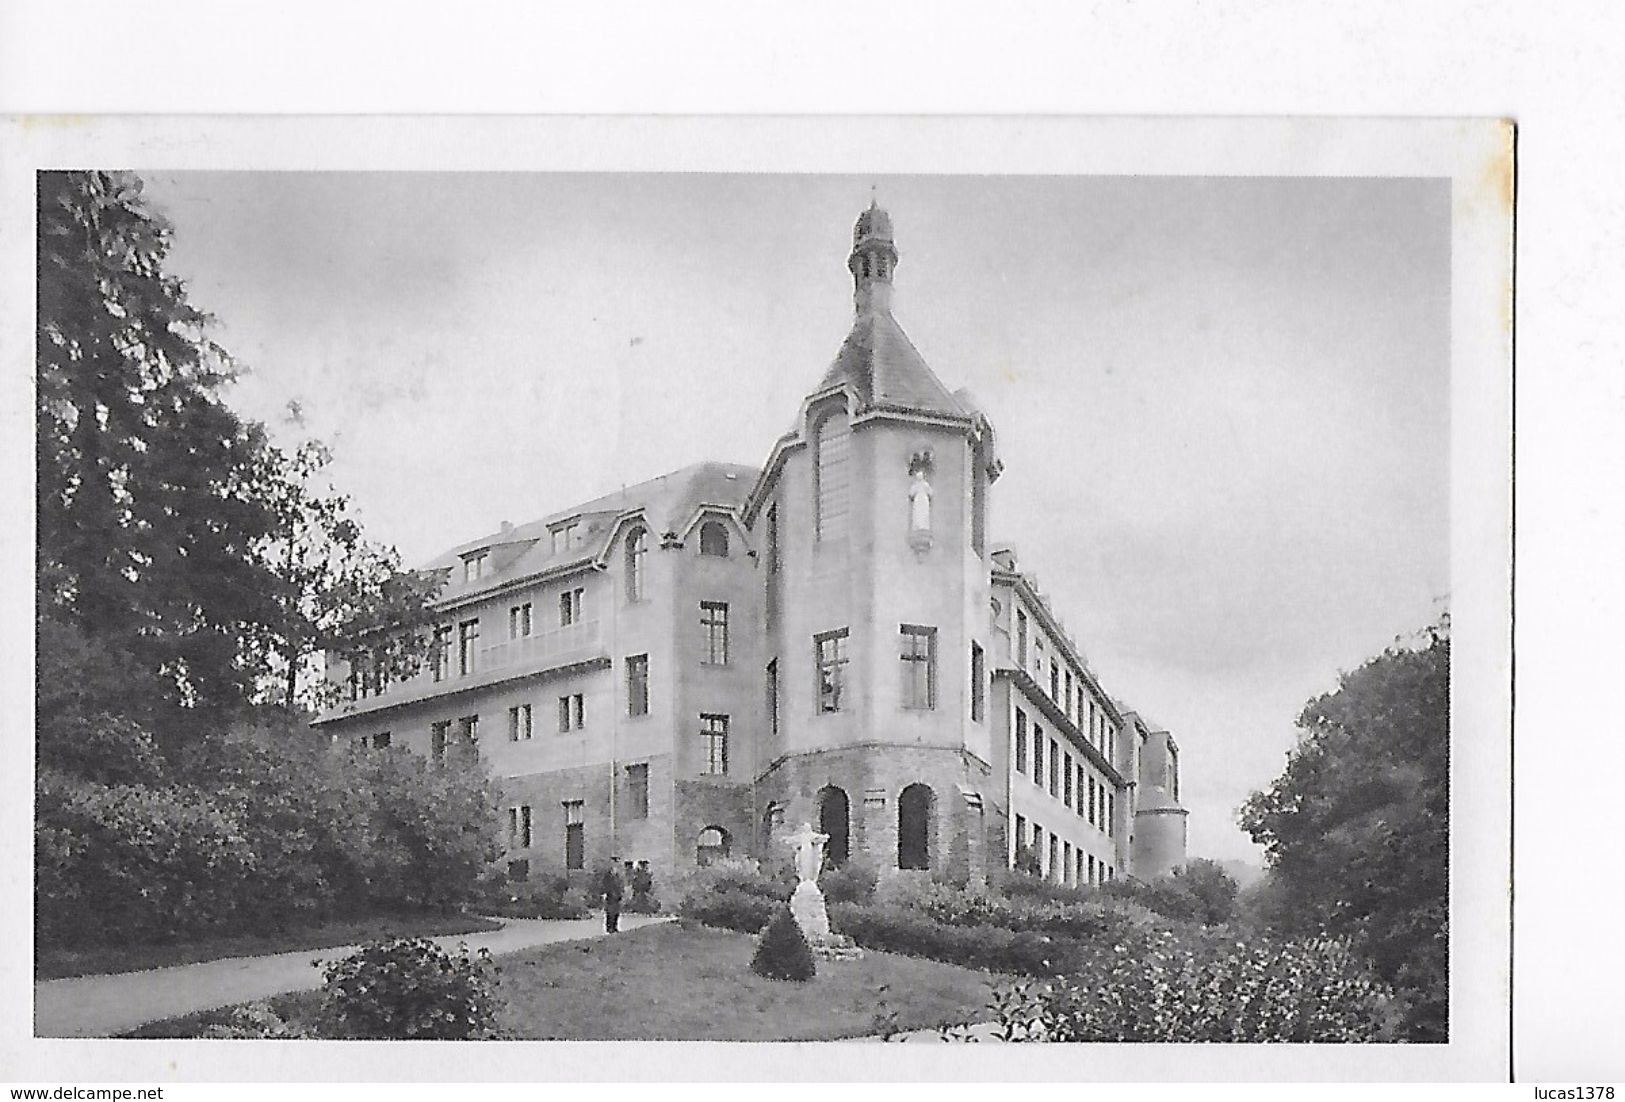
[746,202,1005,882]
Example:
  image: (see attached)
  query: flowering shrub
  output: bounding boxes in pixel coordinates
[316,937,501,1040]
[201,1001,313,1039]
[1035,933,1395,1042]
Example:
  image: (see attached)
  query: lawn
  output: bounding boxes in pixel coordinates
[38,910,503,980]
[127,920,996,1040]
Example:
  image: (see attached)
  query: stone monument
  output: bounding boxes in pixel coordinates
[782,821,863,961]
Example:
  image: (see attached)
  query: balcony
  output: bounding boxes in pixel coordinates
[481,619,602,672]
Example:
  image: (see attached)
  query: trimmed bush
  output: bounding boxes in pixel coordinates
[316,936,500,1040]
[488,874,592,920]
[751,906,816,981]
[829,902,1070,976]
[819,860,879,905]
[679,887,778,934]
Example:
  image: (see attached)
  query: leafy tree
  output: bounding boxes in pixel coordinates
[246,436,445,711]
[37,170,281,712]
[1173,858,1241,927]
[1238,619,1449,1041]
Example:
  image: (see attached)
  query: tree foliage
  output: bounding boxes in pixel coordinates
[246,437,444,710]
[1238,619,1449,1041]
[37,171,280,711]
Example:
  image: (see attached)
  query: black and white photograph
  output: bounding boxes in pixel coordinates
[3,112,1515,1085]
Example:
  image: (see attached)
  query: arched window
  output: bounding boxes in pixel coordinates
[898,783,934,870]
[624,526,647,602]
[817,786,851,870]
[696,826,731,867]
[813,404,852,542]
[699,520,730,558]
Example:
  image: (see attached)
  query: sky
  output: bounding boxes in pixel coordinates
[140,171,1451,865]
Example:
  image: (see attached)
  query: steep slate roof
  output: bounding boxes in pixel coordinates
[420,460,758,602]
[816,309,970,419]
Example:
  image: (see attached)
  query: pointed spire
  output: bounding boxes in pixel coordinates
[848,199,898,315]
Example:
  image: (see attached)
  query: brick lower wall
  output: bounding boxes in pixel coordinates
[755,744,1005,883]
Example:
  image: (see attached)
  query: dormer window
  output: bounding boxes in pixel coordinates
[699,520,730,558]
[462,549,489,583]
[550,519,580,555]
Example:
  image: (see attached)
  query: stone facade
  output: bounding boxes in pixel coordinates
[314,202,1185,888]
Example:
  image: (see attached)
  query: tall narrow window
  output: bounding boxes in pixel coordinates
[1088,775,1097,827]
[431,624,452,682]
[700,601,730,665]
[626,654,649,716]
[899,624,937,710]
[970,642,986,722]
[1076,763,1087,818]
[626,763,649,819]
[508,805,532,848]
[508,703,532,741]
[1049,659,1060,701]
[765,502,781,627]
[1169,748,1180,802]
[564,801,584,870]
[558,693,584,732]
[1065,671,1075,721]
[1015,709,1028,774]
[625,526,647,602]
[898,784,933,870]
[1064,752,1074,808]
[1016,610,1029,668]
[559,587,584,627]
[700,714,729,775]
[1049,737,1060,797]
[458,618,479,676]
[971,457,987,557]
[431,721,450,762]
[509,602,532,639]
[1032,727,1044,788]
[699,521,730,557]
[550,520,579,555]
[457,714,479,752]
[813,404,852,542]
[765,659,779,737]
[815,628,849,713]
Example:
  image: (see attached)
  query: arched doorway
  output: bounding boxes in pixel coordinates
[817,786,850,869]
[696,826,730,867]
[898,783,934,870]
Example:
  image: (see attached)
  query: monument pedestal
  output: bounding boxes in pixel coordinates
[788,881,864,961]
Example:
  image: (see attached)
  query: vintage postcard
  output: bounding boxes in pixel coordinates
[0,115,1513,1082]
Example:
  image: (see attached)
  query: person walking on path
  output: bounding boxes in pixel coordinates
[600,861,625,933]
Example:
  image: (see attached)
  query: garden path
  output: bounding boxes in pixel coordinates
[34,914,673,1038]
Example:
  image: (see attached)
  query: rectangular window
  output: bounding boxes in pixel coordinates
[701,714,729,776]
[626,763,649,819]
[431,624,452,682]
[970,642,986,722]
[1088,853,1097,886]
[509,602,533,639]
[1064,752,1074,808]
[508,805,533,848]
[765,502,781,628]
[1049,737,1060,797]
[1032,728,1044,788]
[1016,610,1028,668]
[1048,833,1059,882]
[564,801,584,870]
[899,624,937,710]
[558,693,585,732]
[1014,709,1028,774]
[457,714,479,751]
[1089,775,1097,827]
[700,601,730,666]
[1065,670,1074,721]
[508,703,532,742]
[462,549,488,583]
[430,720,450,762]
[551,521,579,555]
[1075,847,1085,885]
[1049,659,1060,701]
[559,587,584,627]
[1063,840,1073,885]
[627,654,649,716]
[766,659,779,737]
[815,628,849,713]
[1107,791,1115,838]
[458,618,479,676]
[1077,763,1087,818]
[370,732,391,750]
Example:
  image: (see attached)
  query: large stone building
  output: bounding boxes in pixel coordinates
[315,203,1188,886]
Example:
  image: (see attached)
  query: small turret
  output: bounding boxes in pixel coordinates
[848,198,899,315]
